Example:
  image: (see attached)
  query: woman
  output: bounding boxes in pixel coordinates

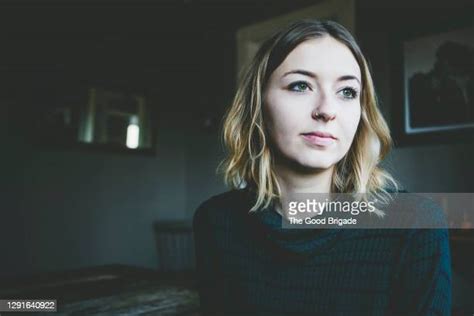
[193,20,451,316]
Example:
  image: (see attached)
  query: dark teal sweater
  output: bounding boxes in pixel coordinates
[193,188,452,315]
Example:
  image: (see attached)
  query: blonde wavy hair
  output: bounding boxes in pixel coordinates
[218,19,400,214]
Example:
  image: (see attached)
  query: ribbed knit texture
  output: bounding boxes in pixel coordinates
[193,188,452,316]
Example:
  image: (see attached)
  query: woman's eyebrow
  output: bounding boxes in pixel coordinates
[282,69,316,78]
[338,75,361,85]
[282,69,361,85]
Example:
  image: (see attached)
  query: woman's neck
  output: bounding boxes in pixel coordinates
[275,162,334,195]
[273,162,334,219]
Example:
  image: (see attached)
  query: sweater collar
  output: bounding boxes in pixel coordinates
[244,193,345,260]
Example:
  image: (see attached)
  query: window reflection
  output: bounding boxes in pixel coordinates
[78,88,151,149]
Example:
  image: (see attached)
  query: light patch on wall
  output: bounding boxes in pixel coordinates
[127,116,140,149]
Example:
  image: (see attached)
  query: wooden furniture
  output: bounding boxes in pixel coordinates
[0,264,199,315]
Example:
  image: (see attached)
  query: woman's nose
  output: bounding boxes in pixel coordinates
[311,93,336,121]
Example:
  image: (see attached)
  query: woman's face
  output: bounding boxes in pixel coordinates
[263,36,362,171]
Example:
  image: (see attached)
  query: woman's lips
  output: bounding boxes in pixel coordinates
[301,134,336,147]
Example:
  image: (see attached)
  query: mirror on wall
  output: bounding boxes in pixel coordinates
[23,83,155,154]
[32,86,153,150]
[14,72,155,154]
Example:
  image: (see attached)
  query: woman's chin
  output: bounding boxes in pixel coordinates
[275,152,336,172]
[290,159,335,173]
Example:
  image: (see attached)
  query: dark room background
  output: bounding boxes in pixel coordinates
[1,0,473,292]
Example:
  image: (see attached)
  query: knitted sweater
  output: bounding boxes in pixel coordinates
[193,188,452,316]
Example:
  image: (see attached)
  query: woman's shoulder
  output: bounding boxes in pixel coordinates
[193,188,254,226]
[195,188,253,211]
[384,190,448,229]
[382,184,408,194]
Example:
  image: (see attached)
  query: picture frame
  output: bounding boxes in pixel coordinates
[20,74,158,156]
[391,19,474,146]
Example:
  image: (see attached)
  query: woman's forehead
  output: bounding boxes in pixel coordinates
[274,37,361,82]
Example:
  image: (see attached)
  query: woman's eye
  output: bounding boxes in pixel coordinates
[288,81,311,92]
[339,87,359,100]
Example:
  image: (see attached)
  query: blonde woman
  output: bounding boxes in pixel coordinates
[193,20,451,316]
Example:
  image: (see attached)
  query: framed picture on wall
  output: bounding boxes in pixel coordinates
[391,20,474,146]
